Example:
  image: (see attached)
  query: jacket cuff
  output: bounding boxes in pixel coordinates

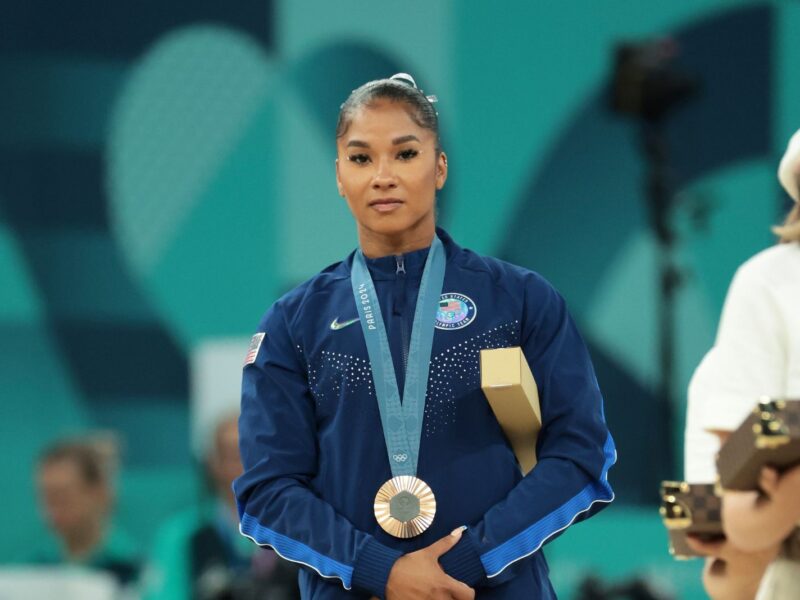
[351,537,403,598]
[438,531,487,587]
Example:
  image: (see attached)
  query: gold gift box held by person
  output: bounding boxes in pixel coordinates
[480,347,542,474]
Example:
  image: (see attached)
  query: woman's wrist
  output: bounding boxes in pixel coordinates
[702,542,778,600]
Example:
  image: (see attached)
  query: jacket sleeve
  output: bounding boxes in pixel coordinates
[439,273,616,586]
[233,302,402,598]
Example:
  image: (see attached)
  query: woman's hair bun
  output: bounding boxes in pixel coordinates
[390,73,418,89]
[389,73,438,104]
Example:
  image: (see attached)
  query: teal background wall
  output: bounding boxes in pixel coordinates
[2,1,799,597]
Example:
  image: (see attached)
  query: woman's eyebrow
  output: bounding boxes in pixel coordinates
[393,135,420,145]
[346,135,420,148]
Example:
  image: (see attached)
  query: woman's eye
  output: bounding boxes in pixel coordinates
[348,154,370,165]
[397,149,419,161]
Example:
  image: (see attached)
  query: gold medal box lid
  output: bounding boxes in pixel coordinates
[480,347,541,474]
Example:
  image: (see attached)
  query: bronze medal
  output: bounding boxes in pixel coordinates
[374,475,436,538]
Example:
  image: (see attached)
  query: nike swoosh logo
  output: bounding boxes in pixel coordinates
[330,317,360,331]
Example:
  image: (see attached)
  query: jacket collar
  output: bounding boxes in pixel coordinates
[345,227,458,281]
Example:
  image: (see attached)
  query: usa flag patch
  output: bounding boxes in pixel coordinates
[244,333,265,366]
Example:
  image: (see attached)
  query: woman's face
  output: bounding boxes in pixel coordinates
[336,98,447,244]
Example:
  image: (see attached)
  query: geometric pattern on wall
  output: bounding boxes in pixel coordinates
[501,4,773,502]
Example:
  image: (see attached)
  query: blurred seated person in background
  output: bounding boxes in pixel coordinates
[144,412,300,600]
[33,435,140,587]
[685,129,800,599]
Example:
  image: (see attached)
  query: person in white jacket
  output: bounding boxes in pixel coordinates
[684,129,800,599]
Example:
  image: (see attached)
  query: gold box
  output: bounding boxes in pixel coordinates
[480,347,541,474]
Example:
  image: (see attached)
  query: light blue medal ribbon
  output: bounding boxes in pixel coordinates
[350,234,445,537]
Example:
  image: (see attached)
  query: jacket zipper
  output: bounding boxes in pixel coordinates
[395,255,410,389]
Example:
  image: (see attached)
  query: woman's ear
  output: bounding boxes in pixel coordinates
[335,158,345,197]
[436,151,448,190]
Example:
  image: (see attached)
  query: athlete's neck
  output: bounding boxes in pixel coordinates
[358,223,436,259]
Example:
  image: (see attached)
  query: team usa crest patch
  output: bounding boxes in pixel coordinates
[435,293,477,330]
[244,333,265,366]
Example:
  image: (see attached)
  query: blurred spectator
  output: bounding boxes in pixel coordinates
[143,413,300,600]
[32,436,140,587]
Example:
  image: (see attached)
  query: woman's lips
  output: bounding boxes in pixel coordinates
[369,199,404,213]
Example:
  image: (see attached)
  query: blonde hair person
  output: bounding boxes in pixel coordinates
[774,129,800,243]
[684,129,800,599]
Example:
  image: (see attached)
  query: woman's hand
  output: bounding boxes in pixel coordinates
[722,465,800,552]
[686,535,779,600]
[759,464,800,517]
[383,528,476,600]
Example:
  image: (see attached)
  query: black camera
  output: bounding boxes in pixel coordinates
[611,38,699,121]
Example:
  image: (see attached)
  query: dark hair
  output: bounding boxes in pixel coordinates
[39,438,117,487]
[336,73,441,152]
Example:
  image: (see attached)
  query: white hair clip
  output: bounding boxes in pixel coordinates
[390,73,417,88]
[390,73,438,104]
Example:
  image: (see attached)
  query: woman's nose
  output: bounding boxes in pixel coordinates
[372,160,397,189]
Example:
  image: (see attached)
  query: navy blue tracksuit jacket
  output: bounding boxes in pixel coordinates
[234,229,616,599]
